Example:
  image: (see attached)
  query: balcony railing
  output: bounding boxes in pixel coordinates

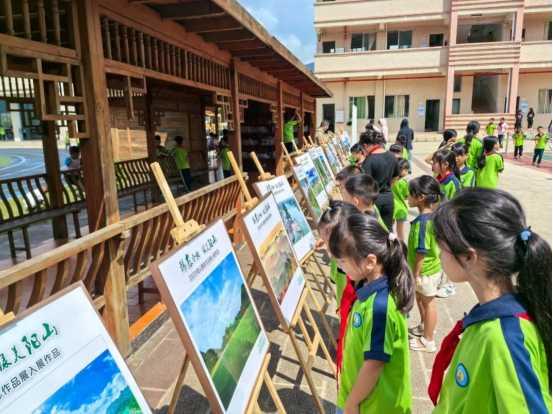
[314,47,447,78]
[451,0,525,13]
[520,41,552,68]
[448,41,521,70]
[314,0,448,28]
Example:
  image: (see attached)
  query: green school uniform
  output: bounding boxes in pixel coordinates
[459,166,476,188]
[392,178,409,221]
[535,133,549,150]
[513,132,526,147]
[457,137,483,170]
[407,213,441,276]
[283,120,298,143]
[485,123,497,136]
[476,153,504,189]
[173,147,190,170]
[435,294,551,414]
[402,147,409,160]
[337,277,411,413]
[438,173,461,200]
[220,147,231,172]
[330,258,348,306]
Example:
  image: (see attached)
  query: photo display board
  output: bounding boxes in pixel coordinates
[308,147,335,194]
[254,176,316,262]
[241,195,306,325]
[151,219,269,414]
[323,144,342,175]
[0,284,151,414]
[293,153,330,221]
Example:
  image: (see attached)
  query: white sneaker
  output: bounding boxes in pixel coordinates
[436,287,450,298]
[410,336,437,353]
[408,325,424,337]
[445,284,456,296]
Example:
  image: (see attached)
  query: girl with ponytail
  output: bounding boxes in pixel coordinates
[329,212,414,414]
[458,120,483,169]
[429,188,551,413]
[476,136,504,189]
[432,149,462,200]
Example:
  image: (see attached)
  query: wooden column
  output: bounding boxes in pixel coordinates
[77,0,129,355]
[230,58,242,167]
[298,91,305,147]
[144,81,157,164]
[275,80,284,175]
[42,122,68,240]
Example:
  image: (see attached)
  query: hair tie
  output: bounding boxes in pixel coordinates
[519,227,532,242]
[388,232,397,242]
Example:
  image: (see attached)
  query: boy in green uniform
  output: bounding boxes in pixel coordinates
[392,159,409,241]
[513,126,526,160]
[283,111,301,153]
[328,212,414,414]
[343,174,388,231]
[532,126,549,167]
[407,176,443,353]
[173,135,192,191]
[485,118,497,136]
[218,138,232,178]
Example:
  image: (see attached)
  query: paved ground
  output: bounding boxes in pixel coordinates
[124,140,552,413]
[0,148,68,179]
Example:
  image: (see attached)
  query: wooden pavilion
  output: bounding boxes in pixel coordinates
[0,0,330,354]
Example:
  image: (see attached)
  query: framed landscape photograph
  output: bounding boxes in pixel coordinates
[241,194,306,325]
[254,175,316,262]
[323,143,342,175]
[150,220,269,414]
[0,283,151,414]
[293,153,329,221]
[308,147,335,194]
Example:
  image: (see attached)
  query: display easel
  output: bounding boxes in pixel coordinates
[0,309,14,326]
[228,158,336,413]
[150,162,284,414]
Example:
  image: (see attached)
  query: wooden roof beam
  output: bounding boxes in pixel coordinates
[232,48,273,57]
[157,2,225,20]
[202,29,255,43]
[219,39,266,51]
[181,16,242,33]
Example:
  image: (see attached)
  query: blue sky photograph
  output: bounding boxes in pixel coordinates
[33,350,140,414]
[180,252,245,353]
[239,0,315,64]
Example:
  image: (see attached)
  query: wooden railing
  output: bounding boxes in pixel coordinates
[0,175,243,354]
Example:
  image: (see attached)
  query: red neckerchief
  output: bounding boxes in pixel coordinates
[437,172,453,183]
[367,146,383,156]
[428,311,531,405]
[336,276,357,377]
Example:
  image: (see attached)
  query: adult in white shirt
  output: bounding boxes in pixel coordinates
[378,118,389,143]
[497,117,508,148]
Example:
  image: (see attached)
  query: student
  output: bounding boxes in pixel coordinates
[283,111,301,153]
[349,143,365,167]
[476,136,504,189]
[532,126,549,167]
[513,127,526,160]
[457,121,482,170]
[317,201,360,374]
[392,159,410,241]
[429,189,551,413]
[485,118,497,137]
[497,117,508,148]
[395,135,409,160]
[515,109,523,129]
[407,176,443,353]
[218,138,232,178]
[343,174,388,231]
[432,149,461,200]
[389,144,404,160]
[527,107,535,129]
[359,131,397,230]
[173,135,192,191]
[451,143,475,188]
[424,129,457,165]
[329,212,414,413]
[155,135,169,158]
[336,165,362,199]
[64,146,81,169]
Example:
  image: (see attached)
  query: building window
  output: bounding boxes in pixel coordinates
[547,21,552,40]
[538,89,552,113]
[322,41,336,54]
[367,96,375,120]
[452,98,461,114]
[384,95,410,118]
[349,97,366,120]
[387,31,412,49]
[454,76,462,92]
[429,33,444,47]
[351,33,376,52]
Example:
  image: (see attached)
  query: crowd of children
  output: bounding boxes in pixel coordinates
[317,121,551,413]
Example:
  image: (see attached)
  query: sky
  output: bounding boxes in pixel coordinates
[238,0,316,65]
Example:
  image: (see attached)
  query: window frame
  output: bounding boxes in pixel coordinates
[322,40,336,54]
[384,95,410,118]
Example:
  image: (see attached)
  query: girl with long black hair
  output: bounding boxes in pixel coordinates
[457,121,482,170]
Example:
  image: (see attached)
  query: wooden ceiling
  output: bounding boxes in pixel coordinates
[133,0,331,97]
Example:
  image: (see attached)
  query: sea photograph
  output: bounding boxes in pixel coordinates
[32,350,142,414]
[258,224,298,303]
[180,252,262,410]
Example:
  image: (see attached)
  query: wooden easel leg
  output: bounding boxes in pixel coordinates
[288,330,325,414]
[310,254,333,298]
[168,354,190,414]
[246,353,286,414]
[263,370,286,413]
[304,291,336,375]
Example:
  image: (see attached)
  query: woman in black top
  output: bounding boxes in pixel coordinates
[359,130,397,230]
[527,107,535,129]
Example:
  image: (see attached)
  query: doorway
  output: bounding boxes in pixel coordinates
[425,100,440,131]
[322,103,335,132]
[472,74,499,113]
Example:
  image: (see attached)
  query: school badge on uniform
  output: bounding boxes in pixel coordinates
[455,363,469,387]
[352,312,362,328]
